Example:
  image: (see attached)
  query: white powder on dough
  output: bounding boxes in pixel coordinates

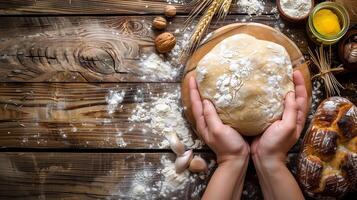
[196,66,207,83]
[129,91,203,149]
[280,0,312,18]
[237,0,265,15]
[213,57,253,107]
[106,89,125,115]
[138,54,179,81]
[323,100,338,111]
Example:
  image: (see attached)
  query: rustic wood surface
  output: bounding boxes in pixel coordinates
[0,0,356,199]
[0,83,196,149]
[0,0,276,15]
[0,15,307,83]
[0,152,215,200]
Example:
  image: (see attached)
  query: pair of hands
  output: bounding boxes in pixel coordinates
[189,71,309,165]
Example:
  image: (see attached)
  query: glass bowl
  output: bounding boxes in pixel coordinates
[307,2,350,45]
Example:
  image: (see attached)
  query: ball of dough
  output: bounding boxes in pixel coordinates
[195,34,294,136]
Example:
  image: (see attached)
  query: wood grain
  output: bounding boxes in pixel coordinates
[0,152,355,199]
[0,82,204,149]
[1,74,356,150]
[0,15,308,83]
[0,152,215,200]
[0,0,276,15]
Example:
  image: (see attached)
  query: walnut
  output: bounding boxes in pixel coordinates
[154,32,176,53]
[165,5,177,17]
[152,16,167,30]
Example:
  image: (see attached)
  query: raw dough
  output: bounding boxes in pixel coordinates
[196,34,294,136]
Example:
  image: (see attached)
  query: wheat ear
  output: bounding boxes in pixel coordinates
[219,0,233,19]
[187,0,224,54]
[185,0,213,27]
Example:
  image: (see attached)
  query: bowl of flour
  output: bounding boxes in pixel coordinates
[277,0,314,23]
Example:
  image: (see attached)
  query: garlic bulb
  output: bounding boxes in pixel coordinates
[344,42,357,63]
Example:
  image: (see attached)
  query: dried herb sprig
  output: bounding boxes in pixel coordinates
[309,45,344,97]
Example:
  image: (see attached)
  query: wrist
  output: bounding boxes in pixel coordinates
[252,153,286,174]
[217,147,250,165]
[217,156,249,173]
[251,145,287,165]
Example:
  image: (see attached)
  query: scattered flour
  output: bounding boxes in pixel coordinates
[280,0,312,18]
[237,0,265,15]
[106,89,125,115]
[129,91,202,148]
[308,80,323,120]
[115,137,127,147]
[138,54,179,81]
[157,156,191,197]
[124,155,213,199]
[165,0,186,4]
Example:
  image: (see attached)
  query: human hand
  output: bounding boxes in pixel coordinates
[251,70,309,163]
[189,77,249,164]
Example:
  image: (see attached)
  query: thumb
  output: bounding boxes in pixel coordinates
[281,92,298,133]
[203,100,223,133]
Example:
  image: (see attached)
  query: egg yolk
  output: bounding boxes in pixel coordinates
[313,9,341,37]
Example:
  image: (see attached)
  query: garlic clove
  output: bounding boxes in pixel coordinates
[188,155,208,173]
[175,150,193,173]
[166,133,185,156]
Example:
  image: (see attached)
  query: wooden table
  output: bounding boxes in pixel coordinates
[0,1,355,199]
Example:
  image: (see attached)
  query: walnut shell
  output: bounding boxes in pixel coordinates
[154,32,176,53]
[297,97,357,199]
[164,5,176,17]
[152,16,167,30]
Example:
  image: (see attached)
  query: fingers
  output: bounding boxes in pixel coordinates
[203,99,223,133]
[293,71,308,136]
[189,76,208,138]
[281,92,298,133]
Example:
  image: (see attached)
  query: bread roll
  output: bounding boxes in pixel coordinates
[297,97,357,198]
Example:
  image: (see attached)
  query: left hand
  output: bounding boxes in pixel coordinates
[189,77,249,164]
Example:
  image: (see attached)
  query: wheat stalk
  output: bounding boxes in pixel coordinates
[219,0,233,19]
[185,0,213,27]
[189,0,223,51]
[181,0,236,59]
[308,45,344,97]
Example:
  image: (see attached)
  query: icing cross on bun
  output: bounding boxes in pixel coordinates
[297,97,357,198]
[195,34,294,136]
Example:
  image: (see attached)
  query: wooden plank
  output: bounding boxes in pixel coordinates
[0,152,215,200]
[0,0,276,15]
[1,152,353,199]
[0,82,206,149]
[1,73,356,149]
[0,15,308,83]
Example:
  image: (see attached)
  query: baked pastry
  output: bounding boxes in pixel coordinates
[195,33,294,136]
[297,97,357,198]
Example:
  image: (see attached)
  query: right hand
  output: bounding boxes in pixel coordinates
[251,71,309,163]
[189,77,249,164]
